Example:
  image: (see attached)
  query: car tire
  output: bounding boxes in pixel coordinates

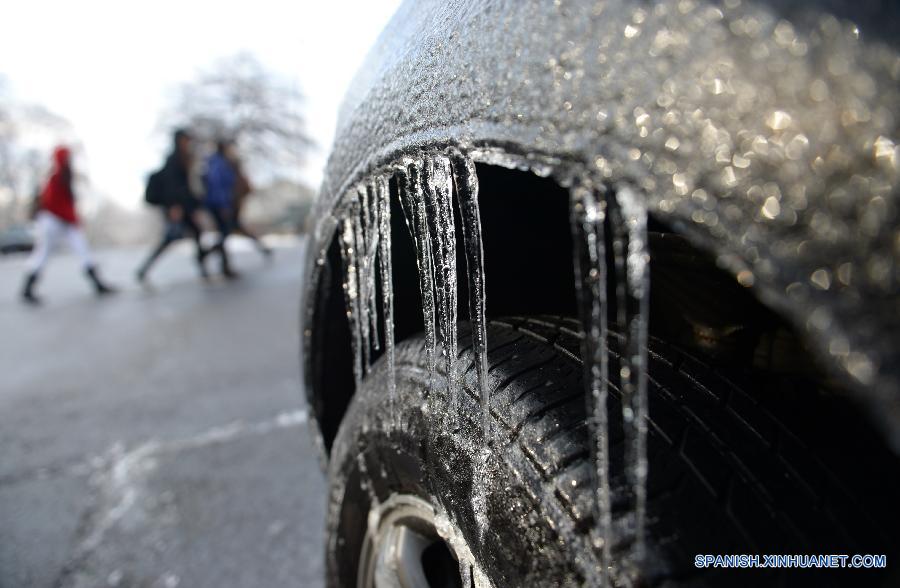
[325,317,897,587]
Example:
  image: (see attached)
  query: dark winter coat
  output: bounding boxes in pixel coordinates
[160,152,198,210]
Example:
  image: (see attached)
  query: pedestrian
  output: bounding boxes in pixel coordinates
[230,156,272,259]
[20,146,116,304]
[201,139,238,278]
[136,129,208,282]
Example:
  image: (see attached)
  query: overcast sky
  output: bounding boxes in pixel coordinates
[1,0,401,209]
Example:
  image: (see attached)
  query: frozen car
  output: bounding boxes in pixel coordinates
[302,0,899,586]
[0,224,35,254]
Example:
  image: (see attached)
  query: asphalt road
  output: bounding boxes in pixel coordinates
[0,237,326,588]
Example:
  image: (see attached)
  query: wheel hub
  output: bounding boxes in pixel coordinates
[359,493,483,588]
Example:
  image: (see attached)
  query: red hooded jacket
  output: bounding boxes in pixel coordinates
[40,146,78,224]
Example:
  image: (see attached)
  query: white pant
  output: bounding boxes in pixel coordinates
[26,211,94,273]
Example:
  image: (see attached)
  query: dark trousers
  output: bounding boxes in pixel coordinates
[206,206,233,273]
[138,208,206,277]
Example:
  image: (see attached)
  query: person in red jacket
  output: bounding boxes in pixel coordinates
[21,146,115,304]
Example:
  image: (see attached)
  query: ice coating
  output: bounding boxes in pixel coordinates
[569,182,613,584]
[451,152,490,436]
[304,0,900,447]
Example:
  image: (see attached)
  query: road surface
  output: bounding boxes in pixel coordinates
[0,237,326,588]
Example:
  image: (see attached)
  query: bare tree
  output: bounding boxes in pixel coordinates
[0,79,72,229]
[163,52,314,184]
[0,77,17,196]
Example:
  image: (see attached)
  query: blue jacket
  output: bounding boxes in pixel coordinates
[203,153,236,209]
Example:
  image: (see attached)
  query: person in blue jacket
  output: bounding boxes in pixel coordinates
[203,139,238,278]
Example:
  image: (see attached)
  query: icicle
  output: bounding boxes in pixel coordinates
[362,183,381,354]
[572,180,651,584]
[569,182,612,586]
[459,563,473,588]
[375,175,397,426]
[337,213,364,388]
[395,165,417,239]
[422,155,458,416]
[402,162,438,395]
[451,153,490,437]
[609,184,650,569]
[353,187,373,372]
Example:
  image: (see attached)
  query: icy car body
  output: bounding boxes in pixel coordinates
[302,0,899,463]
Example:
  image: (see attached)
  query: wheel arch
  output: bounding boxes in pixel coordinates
[303,145,885,456]
[302,0,900,456]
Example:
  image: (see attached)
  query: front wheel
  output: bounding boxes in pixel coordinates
[326,317,897,587]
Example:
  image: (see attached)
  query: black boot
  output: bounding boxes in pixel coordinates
[220,244,239,279]
[21,272,41,305]
[86,266,116,296]
[196,245,211,280]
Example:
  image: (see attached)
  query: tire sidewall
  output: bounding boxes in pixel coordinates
[325,357,588,587]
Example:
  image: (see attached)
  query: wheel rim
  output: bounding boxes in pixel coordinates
[358,494,473,588]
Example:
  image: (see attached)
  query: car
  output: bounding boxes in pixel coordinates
[0,224,35,254]
[301,1,900,586]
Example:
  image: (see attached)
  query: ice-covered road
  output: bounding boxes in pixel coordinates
[0,237,325,588]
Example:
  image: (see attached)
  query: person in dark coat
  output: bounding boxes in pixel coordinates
[136,129,208,282]
[21,146,116,304]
